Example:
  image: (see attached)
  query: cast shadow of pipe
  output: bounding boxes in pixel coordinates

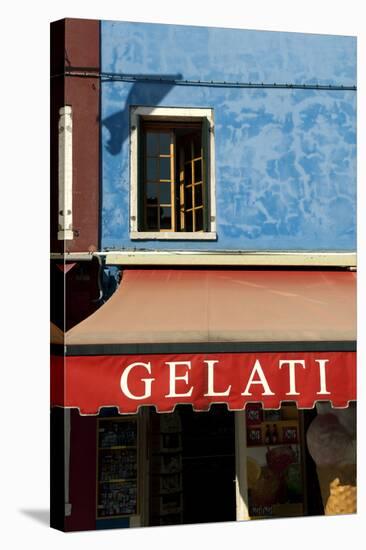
[19,509,50,527]
[101,73,183,156]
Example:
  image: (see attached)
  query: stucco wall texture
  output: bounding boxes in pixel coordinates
[100,21,356,251]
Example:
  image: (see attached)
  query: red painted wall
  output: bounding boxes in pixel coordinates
[65,410,97,531]
[51,18,100,253]
[51,258,102,331]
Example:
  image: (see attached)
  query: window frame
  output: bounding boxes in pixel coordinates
[130,106,217,240]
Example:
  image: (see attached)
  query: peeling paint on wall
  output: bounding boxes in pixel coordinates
[100,21,356,251]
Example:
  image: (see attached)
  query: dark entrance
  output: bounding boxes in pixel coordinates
[149,404,236,526]
[179,404,236,524]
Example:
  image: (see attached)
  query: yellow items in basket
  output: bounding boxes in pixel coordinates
[325,478,357,515]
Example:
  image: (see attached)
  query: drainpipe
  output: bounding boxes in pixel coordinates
[58,106,73,240]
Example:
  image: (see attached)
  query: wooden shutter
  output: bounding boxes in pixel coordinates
[201,117,210,232]
[136,115,144,231]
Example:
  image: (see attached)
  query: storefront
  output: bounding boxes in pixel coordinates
[51,267,356,530]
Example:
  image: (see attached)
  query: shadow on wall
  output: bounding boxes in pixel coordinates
[101,74,182,155]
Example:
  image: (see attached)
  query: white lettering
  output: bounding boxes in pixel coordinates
[241,359,275,396]
[165,361,193,398]
[120,362,154,400]
[203,360,232,396]
[316,359,331,395]
[279,360,306,395]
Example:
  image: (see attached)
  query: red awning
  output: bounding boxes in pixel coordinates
[51,269,356,414]
[65,269,356,346]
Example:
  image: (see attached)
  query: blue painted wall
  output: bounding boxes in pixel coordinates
[101,21,356,251]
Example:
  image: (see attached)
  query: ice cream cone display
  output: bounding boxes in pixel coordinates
[306,413,355,466]
[315,464,356,513]
[324,478,357,515]
[306,403,357,515]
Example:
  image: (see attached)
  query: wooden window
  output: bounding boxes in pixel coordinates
[140,122,207,233]
[143,126,176,232]
[178,130,204,232]
[130,107,216,240]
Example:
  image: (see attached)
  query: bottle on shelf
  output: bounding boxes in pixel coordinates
[264,424,271,444]
[271,424,278,444]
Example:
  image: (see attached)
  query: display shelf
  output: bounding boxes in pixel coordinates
[183,452,234,460]
[251,502,304,520]
[99,478,137,483]
[96,416,139,520]
[154,507,183,516]
[152,447,183,454]
[99,445,137,451]
[96,514,133,519]
[245,403,305,520]
[247,419,299,447]
[156,490,183,497]
[149,410,183,525]
[248,444,300,451]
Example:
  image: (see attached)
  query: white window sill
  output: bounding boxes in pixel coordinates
[130,231,217,241]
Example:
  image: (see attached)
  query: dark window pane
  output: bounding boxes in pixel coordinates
[146,132,158,156]
[147,158,158,181]
[194,159,202,183]
[184,185,193,210]
[160,157,171,181]
[184,141,191,162]
[159,133,171,155]
[193,133,202,158]
[194,184,203,207]
[160,183,171,204]
[146,182,158,205]
[185,210,193,232]
[195,207,203,231]
[184,163,192,186]
[160,207,172,230]
[146,207,158,230]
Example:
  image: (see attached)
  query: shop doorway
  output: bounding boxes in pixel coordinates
[149,405,236,526]
[180,404,236,524]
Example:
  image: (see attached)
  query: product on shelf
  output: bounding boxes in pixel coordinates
[246,404,304,518]
[97,418,138,518]
[266,445,297,475]
[306,405,356,514]
[250,467,281,506]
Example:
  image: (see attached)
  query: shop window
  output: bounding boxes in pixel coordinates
[130,107,216,240]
